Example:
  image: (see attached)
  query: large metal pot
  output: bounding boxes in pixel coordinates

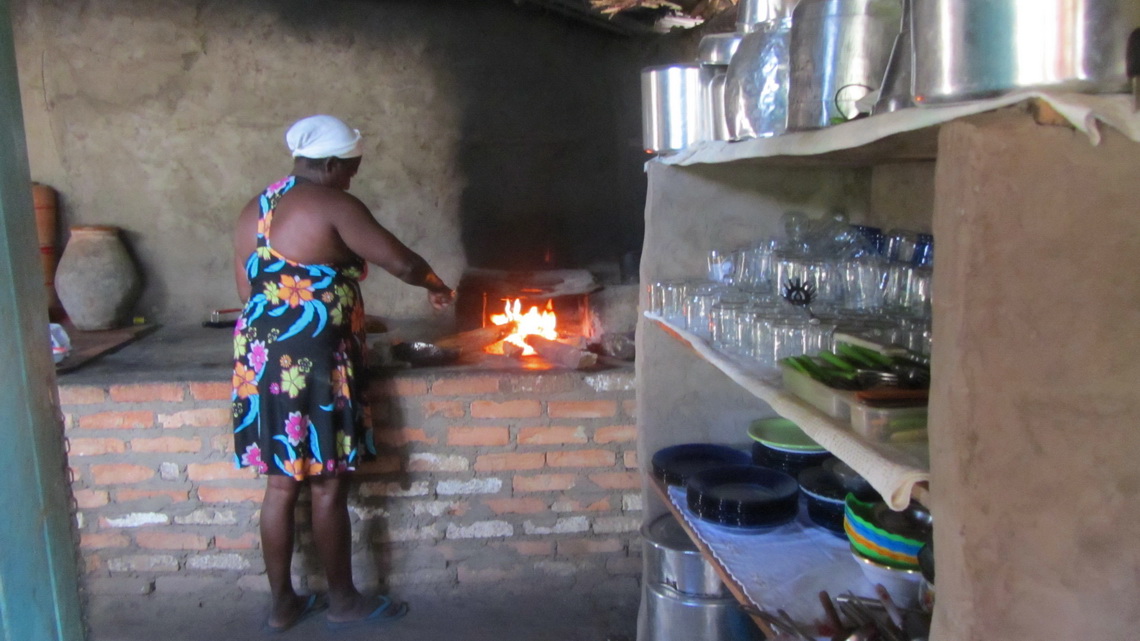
[737,0,800,32]
[912,0,1140,105]
[787,0,902,130]
[641,64,704,154]
[641,514,728,597]
[639,583,765,641]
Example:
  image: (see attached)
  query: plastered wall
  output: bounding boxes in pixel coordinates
[14,0,678,325]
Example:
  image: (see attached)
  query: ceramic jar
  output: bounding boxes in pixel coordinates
[55,226,140,330]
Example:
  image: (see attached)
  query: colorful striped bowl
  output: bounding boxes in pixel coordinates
[843,494,923,570]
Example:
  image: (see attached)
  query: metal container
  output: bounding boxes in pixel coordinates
[725,18,794,140]
[698,33,744,66]
[737,0,800,32]
[871,0,913,115]
[705,70,732,142]
[787,0,902,130]
[642,514,728,597]
[641,64,704,154]
[912,0,1140,105]
[639,583,765,641]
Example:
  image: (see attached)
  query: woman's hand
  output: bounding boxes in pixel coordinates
[428,288,455,311]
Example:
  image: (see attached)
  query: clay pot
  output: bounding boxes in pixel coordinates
[31,182,63,319]
[55,226,140,330]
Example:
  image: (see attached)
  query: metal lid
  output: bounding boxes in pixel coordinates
[641,514,699,553]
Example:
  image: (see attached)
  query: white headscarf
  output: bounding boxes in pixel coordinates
[285,115,363,159]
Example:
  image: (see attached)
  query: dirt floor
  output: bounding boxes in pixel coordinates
[86,580,641,641]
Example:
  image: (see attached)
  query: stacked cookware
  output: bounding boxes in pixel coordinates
[642,0,1140,153]
[638,514,764,641]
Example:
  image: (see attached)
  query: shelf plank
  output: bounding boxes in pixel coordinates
[653,92,1140,168]
[646,314,930,511]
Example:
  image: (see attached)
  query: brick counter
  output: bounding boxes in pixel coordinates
[60,363,641,596]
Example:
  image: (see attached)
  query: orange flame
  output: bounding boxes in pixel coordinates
[489,299,557,356]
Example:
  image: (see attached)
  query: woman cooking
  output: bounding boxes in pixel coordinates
[230,114,454,632]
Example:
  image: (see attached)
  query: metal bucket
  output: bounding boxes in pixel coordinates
[641,514,728,597]
[787,0,902,130]
[639,583,765,641]
[911,0,1140,105]
[641,64,704,154]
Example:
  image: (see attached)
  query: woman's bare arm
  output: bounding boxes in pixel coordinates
[328,194,453,305]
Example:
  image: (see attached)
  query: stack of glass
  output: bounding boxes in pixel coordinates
[647,212,934,372]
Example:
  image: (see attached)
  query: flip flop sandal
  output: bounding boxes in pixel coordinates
[263,593,328,635]
[325,596,409,631]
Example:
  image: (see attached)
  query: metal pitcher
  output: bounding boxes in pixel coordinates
[787,0,902,130]
[911,0,1140,105]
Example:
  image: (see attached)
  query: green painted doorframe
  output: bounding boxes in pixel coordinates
[0,0,86,638]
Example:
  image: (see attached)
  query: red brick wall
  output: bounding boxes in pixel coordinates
[59,369,641,595]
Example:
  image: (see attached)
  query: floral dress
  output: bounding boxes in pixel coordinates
[232,176,373,479]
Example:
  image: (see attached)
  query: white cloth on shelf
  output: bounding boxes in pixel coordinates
[666,484,875,628]
[659,91,1140,167]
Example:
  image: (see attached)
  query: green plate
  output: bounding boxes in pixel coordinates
[747,417,826,452]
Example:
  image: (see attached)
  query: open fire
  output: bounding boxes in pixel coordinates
[487,298,557,356]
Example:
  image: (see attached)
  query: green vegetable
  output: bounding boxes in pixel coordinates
[836,342,879,368]
[782,356,810,375]
[842,343,893,367]
[818,350,857,372]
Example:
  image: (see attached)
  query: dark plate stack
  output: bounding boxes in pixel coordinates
[797,465,848,535]
[652,444,752,487]
[685,464,800,530]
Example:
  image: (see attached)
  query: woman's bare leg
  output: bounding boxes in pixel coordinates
[261,475,308,627]
[310,474,393,621]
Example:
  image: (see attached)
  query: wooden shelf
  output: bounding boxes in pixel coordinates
[646,314,930,509]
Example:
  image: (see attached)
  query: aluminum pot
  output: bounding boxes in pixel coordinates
[737,0,800,32]
[641,64,704,154]
[787,0,902,130]
[639,582,765,641]
[641,514,728,597]
[912,0,1140,104]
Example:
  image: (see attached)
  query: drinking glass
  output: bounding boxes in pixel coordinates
[806,258,843,306]
[711,301,748,352]
[905,266,933,318]
[771,317,810,361]
[882,263,913,313]
[707,249,735,284]
[885,229,921,264]
[806,320,837,356]
[775,253,810,297]
[841,256,887,311]
[660,281,690,325]
[684,285,723,338]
